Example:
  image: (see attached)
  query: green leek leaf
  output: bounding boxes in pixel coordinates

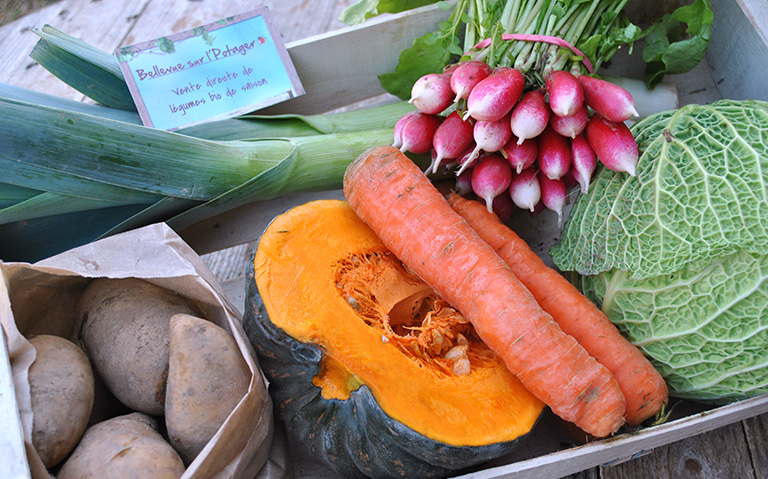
[0,183,41,208]
[0,96,289,200]
[0,192,136,225]
[0,204,148,262]
[31,26,136,110]
[167,127,396,230]
[0,82,141,124]
[2,26,413,262]
[97,196,201,239]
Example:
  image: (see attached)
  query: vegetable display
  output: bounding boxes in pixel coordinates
[3,0,747,472]
[0,0,711,261]
[551,99,768,403]
[344,145,627,438]
[243,199,544,479]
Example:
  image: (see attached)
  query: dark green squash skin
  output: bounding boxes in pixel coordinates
[243,251,539,479]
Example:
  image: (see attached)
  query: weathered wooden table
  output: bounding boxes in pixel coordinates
[1,1,767,478]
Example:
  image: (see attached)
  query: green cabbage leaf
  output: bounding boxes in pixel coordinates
[552,99,768,280]
[571,251,768,403]
[551,99,768,402]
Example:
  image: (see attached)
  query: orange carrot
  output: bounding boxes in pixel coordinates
[448,192,668,426]
[344,145,626,438]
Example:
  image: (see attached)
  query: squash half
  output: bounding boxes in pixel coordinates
[244,199,544,479]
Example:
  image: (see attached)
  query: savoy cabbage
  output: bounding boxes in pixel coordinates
[551,99,768,402]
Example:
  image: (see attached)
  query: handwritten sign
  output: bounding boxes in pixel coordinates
[115,7,304,131]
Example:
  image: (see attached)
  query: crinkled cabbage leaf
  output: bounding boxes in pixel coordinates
[552,99,768,280]
[551,99,768,402]
[571,251,768,403]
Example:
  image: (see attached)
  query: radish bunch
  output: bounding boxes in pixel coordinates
[393,60,640,226]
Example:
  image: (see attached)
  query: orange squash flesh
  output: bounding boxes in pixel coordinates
[253,199,544,447]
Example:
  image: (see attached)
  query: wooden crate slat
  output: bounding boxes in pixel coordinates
[259,4,452,115]
[707,0,768,101]
[450,394,768,479]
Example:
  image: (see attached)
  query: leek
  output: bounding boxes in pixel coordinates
[0,87,400,261]
[0,27,415,262]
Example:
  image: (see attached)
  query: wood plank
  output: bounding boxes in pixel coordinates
[203,242,252,283]
[120,0,354,48]
[600,421,755,478]
[743,413,768,473]
[259,4,452,115]
[707,0,768,101]
[0,0,150,102]
[186,189,346,256]
[0,2,63,89]
[258,1,357,43]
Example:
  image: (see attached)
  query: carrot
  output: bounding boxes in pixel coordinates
[448,192,669,426]
[343,145,626,438]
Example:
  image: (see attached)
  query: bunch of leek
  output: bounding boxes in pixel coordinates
[0,26,414,262]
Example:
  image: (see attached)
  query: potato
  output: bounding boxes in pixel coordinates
[57,412,185,479]
[165,313,251,464]
[27,335,95,468]
[76,277,199,415]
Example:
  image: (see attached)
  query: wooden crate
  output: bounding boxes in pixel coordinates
[2,0,768,478]
[178,1,768,478]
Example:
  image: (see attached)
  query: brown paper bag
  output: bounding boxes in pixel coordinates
[0,222,287,479]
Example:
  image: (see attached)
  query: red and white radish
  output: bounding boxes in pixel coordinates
[550,104,588,139]
[458,116,513,176]
[510,90,551,144]
[471,154,513,213]
[502,135,538,174]
[537,125,572,180]
[392,111,419,149]
[580,75,639,123]
[450,60,493,103]
[585,114,639,176]
[464,68,525,122]
[399,112,442,155]
[509,167,541,212]
[570,133,598,193]
[409,73,454,115]
[539,174,567,227]
[428,148,458,174]
[443,62,461,74]
[429,111,475,174]
[454,145,483,177]
[545,70,584,118]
